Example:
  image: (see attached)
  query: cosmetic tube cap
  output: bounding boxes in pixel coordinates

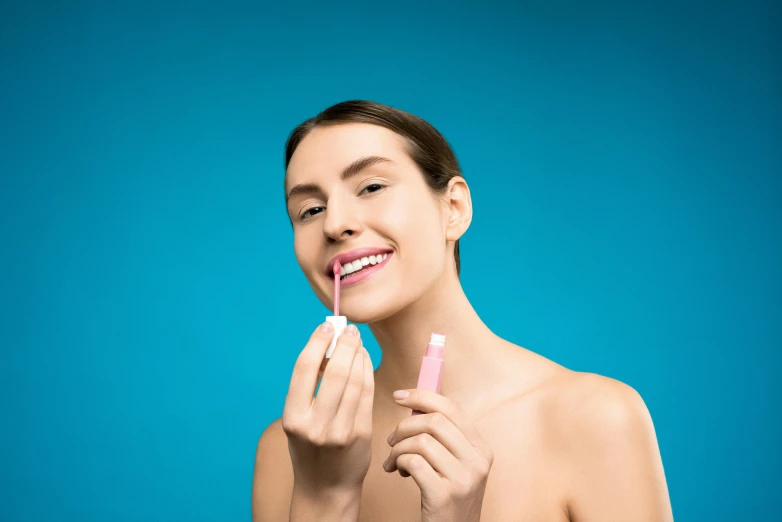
[324,315,347,359]
[429,333,446,347]
[425,332,446,359]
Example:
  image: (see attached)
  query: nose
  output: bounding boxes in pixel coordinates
[322,194,363,241]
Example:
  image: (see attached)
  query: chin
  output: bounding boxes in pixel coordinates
[340,306,390,325]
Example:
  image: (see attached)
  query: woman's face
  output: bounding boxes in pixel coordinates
[285,123,454,323]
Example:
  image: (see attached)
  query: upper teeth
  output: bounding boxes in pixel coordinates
[340,253,388,276]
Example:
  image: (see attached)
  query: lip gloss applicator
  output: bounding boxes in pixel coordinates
[411,333,446,415]
[325,260,347,359]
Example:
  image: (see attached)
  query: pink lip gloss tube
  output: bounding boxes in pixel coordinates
[412,333,446,416]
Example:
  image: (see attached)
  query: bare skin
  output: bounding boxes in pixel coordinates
[253,122,673,521]
[254,328,673,521]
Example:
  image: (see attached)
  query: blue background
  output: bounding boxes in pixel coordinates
[1,1,779,520]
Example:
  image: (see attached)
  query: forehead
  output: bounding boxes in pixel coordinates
[286,123,409,186]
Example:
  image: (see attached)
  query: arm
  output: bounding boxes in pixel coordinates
[289,484,363,522]
[251,418,363,522]
[562,374,674,522]
[252,419,293,522]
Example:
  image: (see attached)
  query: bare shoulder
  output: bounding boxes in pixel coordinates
[491,341,649,428]
[538,372,673,521]
[537,371,658,458]
[545,371,652,430]
[252,417,294,522]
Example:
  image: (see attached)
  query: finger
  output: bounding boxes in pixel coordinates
[312,325,362,424]
[384,433,461,479]
[330,345,366,432]
[387,412,477,462]
[354,347,375,434]
[395,453,442,491]
[317,355,329,384]
[393,389,492,455]
[284,323,335,414]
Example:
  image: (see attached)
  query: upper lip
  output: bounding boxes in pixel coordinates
[326,247,393,278]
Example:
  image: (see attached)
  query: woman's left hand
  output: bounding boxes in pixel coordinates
[383,389,495,522]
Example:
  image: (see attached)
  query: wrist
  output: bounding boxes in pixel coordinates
[294,481,362,499]
[291,482,363,521]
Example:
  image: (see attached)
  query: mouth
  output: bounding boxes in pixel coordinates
[331,252,393,287]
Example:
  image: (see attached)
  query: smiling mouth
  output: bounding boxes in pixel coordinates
[333,253,391,283]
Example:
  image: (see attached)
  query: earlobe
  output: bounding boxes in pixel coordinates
[445,218,465,242]
[446,210,468,241]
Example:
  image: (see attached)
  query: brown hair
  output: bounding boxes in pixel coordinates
[284,100,464,276]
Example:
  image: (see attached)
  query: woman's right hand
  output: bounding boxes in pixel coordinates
[282,322,375,497]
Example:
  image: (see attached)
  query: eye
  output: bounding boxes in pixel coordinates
[300,206,324,220]
[361,183,385,195]
[298,185,385,221]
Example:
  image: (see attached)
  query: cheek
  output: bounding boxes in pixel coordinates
[378,194,446,260]
[380,196,415,229]
[372,194,424,247]
[293,232,314,270]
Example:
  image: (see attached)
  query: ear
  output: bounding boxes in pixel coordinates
[444,176,472,242]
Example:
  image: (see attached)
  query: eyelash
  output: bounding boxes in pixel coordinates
[299,184,386,221]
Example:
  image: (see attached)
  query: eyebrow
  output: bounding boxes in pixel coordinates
[286,155,395,204]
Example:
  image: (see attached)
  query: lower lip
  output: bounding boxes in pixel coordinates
[336,253,393,287]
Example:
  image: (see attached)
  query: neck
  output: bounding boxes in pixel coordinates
[369,269,507,412]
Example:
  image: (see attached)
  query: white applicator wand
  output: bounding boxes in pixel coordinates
[324,260,347,359]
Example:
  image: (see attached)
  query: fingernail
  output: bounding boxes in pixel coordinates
[393,390,409,400]
[382,457,389,470]
[386,432,393,444]
[346,324,358,336]
[319,321,333,332]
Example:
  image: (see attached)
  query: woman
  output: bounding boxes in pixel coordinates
[252,100,673,521]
